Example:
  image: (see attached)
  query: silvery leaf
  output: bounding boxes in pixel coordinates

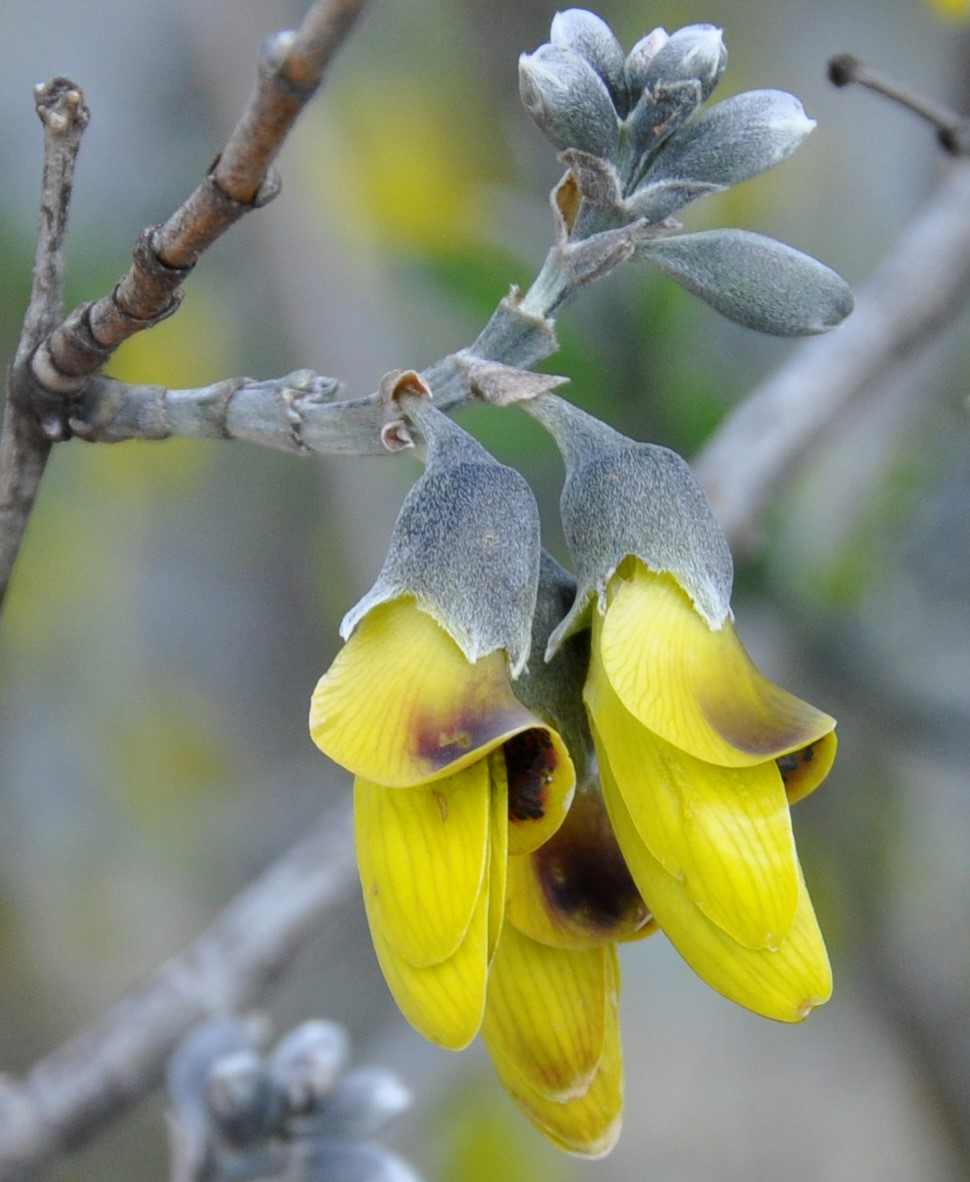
[638,229,855,336]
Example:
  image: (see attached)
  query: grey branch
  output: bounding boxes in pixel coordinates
[0,805,357,1182]
[696,160,970,550]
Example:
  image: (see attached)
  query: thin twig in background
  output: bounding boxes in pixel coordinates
[0,0,371,607]
[0,806,357,1182]
[695,160,970,550]
[828,52,970,156]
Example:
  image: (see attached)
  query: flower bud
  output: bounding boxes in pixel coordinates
[519,43,620,160]
[341,401,540,675]
[309,1067,412,1139]
[522,394,733,654]
[268,1020,350,1115]
[625,24,727,157]
[623,28,670,97]
[550,8,627,109]
[630,89,816,222]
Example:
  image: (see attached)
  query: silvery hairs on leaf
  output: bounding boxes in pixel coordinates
[341,401,541,677]
[523,394,733,656]
[637,229,855,335]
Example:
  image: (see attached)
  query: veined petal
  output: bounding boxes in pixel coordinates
[354,765,489,966]
[504,728,576,855]
[487,751,509,962]
[507,782,653,951]
[587,657,798,950]
[599,564,835,767]
[311,598,538,786]
[483,924,610,1102]
[484,940,623,1157]
[601,758,831,1022]
[366,853,490,1050]
[779,731,838,806]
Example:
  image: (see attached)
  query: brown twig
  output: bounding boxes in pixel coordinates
[0,79,89,610]
[0,0,371,611]
[29,0,371,415]
[828,52,970,156]
[0,805,357,1182]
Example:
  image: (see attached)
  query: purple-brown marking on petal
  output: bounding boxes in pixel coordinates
[506,729,558,823]
[534,785,652,940]
[412,696,532,777]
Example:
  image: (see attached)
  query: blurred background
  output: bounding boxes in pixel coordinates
[1,0,969,1179]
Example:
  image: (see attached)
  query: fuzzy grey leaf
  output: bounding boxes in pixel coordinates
[638,229,855,336]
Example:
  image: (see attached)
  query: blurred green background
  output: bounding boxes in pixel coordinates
[2,1,970,1179]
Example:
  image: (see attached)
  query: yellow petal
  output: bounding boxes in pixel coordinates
[504,728,576,855]
[507,782,653,951]
[311,598,538,786]
[779,731,838,806]
[601,756,831,1022]
[484,938,623,1157]
[487,750,509,962]
[482,924,610,1102]
[354,765,489,966]
[587,650,798,950]
[365,849,490,1050]
[599,564,835,767]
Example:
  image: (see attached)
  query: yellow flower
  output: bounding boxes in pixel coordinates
[585,558,837,1022]
[483,778,655,1156]
[309,596,575,1051]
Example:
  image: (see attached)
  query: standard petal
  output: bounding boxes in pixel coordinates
[779,731,838,806]
[506,782,653,950]
[487,751,509,962]
[354,765,489,967]
[310,598,539,786]
[483,924,609,1102]
[504,727,576,855]
[484,940,623,1157]
[598,563,835,767]
[366,858,490,1050]
[587,666,798,949]
[601,758,831,1022]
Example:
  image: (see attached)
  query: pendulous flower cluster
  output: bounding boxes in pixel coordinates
[308,9,848,1159]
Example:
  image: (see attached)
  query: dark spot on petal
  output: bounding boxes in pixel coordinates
[505,729,557,823]
[533,786,651,938]
[433,790,448,822]
[777,744,814,783]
